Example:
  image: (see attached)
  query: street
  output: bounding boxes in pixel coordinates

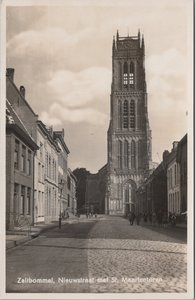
[6,215,187,293]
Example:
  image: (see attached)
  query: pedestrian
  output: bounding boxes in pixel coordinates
[168,212,172,224]
[143,212,148,223]
[128,211,135,225]
[171,213,176,227]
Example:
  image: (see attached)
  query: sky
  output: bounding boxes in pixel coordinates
[6,0,192,173]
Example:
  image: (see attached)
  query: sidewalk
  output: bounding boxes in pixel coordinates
[6,216,79,250]
[6,214,104,250]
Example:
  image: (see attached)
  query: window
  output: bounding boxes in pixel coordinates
[131,140,136,169]
[124,140,129,168]
[14,183,19,195]
[42,192,44,216]
[130,100,135,129]
[118,140,123,169]
[40,142,43,160]
[129,62,134,86]
[45,152,48,177]
[52,159,55,180]
[14,140,19,169]
[20,186,25,214]
[27,188,31,215]
[21,146,26,172]
[14,183,19,208]
[27,151,31,175]
[123,100,128,128]
[174,164,177,186]
[169,168,172,188]
[118,101,122,128]
[49,156,51,178]
[138,140,142,168]
[54,161,56,182]
[123,62,128,87]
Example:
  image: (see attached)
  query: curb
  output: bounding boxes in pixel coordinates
[6,218,80,250]
[6,236,32,250]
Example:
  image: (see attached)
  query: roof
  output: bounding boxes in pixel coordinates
[6,74,38,117]
[6,99,38,150]
[176,134,187,163]
[53,131,70,154]
[37,120,61,152]
[68,168,77,182]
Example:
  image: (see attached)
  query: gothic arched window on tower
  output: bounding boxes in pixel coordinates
[129,62,135,87]
[138,140,143,169]
[124,140,129,168]
[131,140,136,169]
[118,101,122,129]
[123,100,128,128]
[130,100,135,128]
[123,62,128,87]
[118,140,123,169]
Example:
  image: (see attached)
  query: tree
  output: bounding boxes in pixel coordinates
[73,168,91,213]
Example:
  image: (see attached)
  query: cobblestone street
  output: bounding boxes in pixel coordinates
[6,215,187,294]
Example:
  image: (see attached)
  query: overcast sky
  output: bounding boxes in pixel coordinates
[6,0,192,173]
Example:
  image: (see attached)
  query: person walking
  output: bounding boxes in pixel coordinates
[171,213,176,227]
[128,211,135,225]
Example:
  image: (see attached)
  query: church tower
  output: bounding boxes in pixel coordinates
[106,30,152,215]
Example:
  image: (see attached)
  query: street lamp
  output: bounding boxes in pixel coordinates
[58,179,65,229]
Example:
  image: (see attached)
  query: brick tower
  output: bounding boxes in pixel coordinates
[106,30,152,215]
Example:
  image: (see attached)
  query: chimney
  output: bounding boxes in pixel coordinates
[20,86,25,98]
[6,68,15,81]
[163,150,169,162]
[48,125,53,137]
[172,141,179,151]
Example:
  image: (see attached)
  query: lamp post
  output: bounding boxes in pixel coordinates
[58,179,65,229]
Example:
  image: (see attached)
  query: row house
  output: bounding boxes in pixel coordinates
[6,100,38,230]
[6,69,38,230]
[34,121,45,223]
[39,123,60,223]
[34,122,61,224]
[53,130,70,218]
[136,134,187,222]
[6,68,75,229]
[166,142,181,215]
[176,134,187,214]
[67,169,77,215]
